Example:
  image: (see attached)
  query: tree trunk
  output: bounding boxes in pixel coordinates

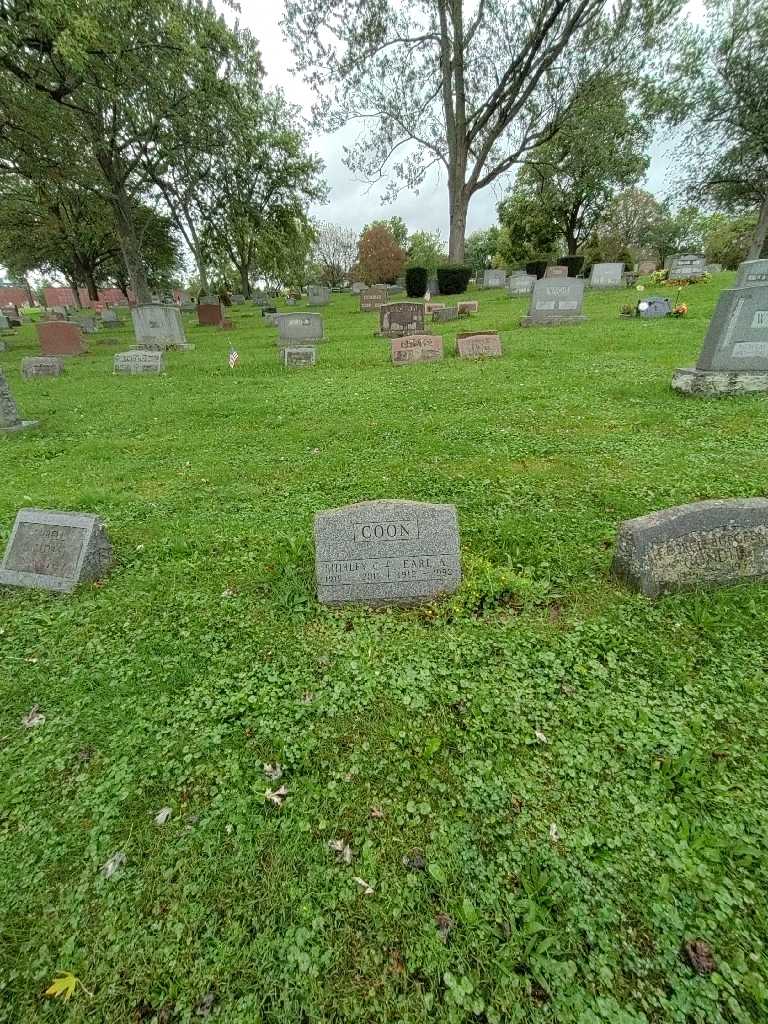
[84,268,99,302]
[448,186,469,263]
[748,194,768,259]
[239,264,250,297]
[98,155,152,303]
[66,277,83,308]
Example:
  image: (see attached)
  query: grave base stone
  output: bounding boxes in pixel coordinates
[671,367,768,396]
[314,499,461,607]
[613,498,768,597]
[0,509,113,593]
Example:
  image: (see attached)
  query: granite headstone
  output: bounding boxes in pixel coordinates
[379,302,425,337]
[282,346,316,368]
[277,312,324,343]
[114,350,165,374]
[314,499,461,606]
[21,357,64,380]
[589,262,624,288]
[521,279,587,326]
[0,370,38,433]
[456,332,502,358]
[390,335,443,365]
[0,509,113,593]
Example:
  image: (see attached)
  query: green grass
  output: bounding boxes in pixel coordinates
[1,276,767,1023]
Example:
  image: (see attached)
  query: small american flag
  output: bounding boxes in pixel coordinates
[228,346,240,369]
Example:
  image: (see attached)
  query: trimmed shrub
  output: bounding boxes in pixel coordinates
[526,259,548,279]
[405,266,428,298]
[436,265,473,295]
[561,255,585,277]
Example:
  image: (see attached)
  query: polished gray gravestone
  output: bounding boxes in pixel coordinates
[101,308,119,324]
[314,499,461,606]
[637,296,671,319]
[131,304,189,350]
[613,498,768,597]
[667,253,706,280]
[307,285,331,306]
[672,280,768,395]
[351,282,367,294]
[0,369,38,433]
[735,259,768,287]
[282,346,316,368]
[0,314,10,331]
[432,306,458,323]
[0,509,113,593]
[521,278,587,326]
[379,302,425,337]
[114,350,165,374]
[22,357,64,379]
[277,312,324,343]
[482,269,506,288]
[544,266,568,278]
[589,262,624,288]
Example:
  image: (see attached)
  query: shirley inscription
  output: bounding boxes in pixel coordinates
[314,500,461,606]
[0,509,113,593]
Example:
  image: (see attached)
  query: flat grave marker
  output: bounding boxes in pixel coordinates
[282,346,316,368]
[114,350,165,374]
[314,499,461,607]
[637,297,671,319]
[0,509,113,593]
[456,332,502,358]
[391,334,443,365]
[22,357,64,379]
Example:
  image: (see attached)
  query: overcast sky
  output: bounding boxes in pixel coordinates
[221,0,680,240]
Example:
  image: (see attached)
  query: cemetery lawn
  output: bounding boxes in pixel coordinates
[2,276,768,1024]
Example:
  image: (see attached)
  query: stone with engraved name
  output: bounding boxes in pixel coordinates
[672,277,768,394]
[391,334,443,365]
[0,509,113,593]
[613,498,768,597]
[277,312,324,343]
[114,350,165,374]
[456,332,502,358]
[21,357,64,380]
[314,499,461,606]
[282,346,316,368]
[521,278,587,326]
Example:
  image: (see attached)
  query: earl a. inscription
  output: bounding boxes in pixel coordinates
[314,500,461,606]
[0,509,113,593]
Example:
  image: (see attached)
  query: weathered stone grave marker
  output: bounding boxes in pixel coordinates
[545,266,568,278]
[114,350,165,374]
[391,335,443,365]
[36,321,87,356]
[282,346,316,368]
[482,269,506,288]
[589,262,624,288]
[735,260,768,287]
[197,298,224,327]
[637,259,657,275]
[507,273,536,295]
[132,304,189,350]
[0,509,113,593]
[613,498,768,597]
[432,306,458,323]
[521,278,587,326]
[672,278,768,395]
[360,287,388,312]
[0,370,39,433]
[307,285,331,306]
[457,301,478,316]
[277,312,324,344]
[22,357,64,380]
[379,302,425,337]
[456,332,502,358]
[101,308,119,324]
[667,253,706,280]
[314,499,461,606]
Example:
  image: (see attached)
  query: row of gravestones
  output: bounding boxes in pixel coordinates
[486,255,713,291]
[2,497,768,603]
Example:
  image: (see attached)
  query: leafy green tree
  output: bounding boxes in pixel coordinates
[701,212,758,268]
[504,80,650,256]
[0,0,242,301]
[496,192,560,266]
[464,229,501,274]
[671,0,768,257]
[283,0,675,262]
[406,231,447,274]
